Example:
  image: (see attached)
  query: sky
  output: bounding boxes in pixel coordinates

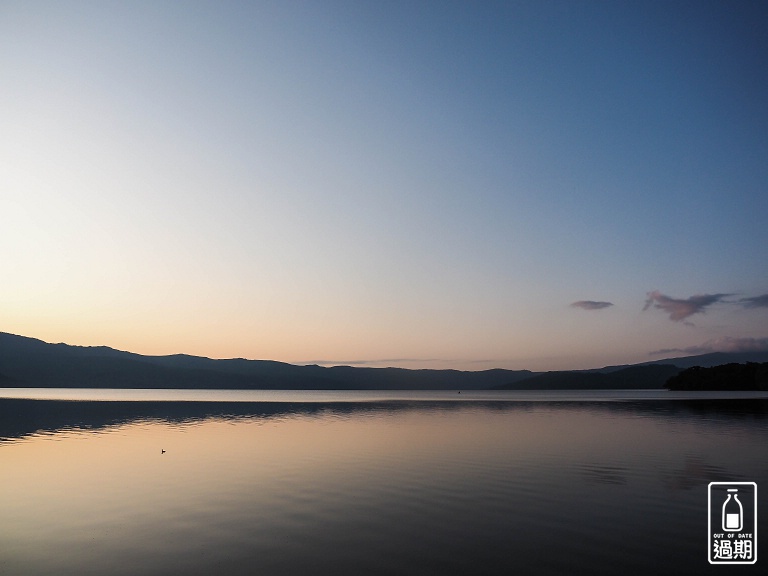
[2,0,767,371]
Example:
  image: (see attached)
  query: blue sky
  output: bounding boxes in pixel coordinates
[2,1,767,370]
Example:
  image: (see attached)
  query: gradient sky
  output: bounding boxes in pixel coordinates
[2,1,767,371]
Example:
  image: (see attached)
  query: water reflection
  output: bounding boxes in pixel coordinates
[1,396,767,576]
[1,397,767,443]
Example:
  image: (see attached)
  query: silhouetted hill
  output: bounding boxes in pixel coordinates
[496,351,768,390]
[496,364,681,390]
[665,362,768,391]
[3,331,768,390]
[0,332,532,390]
[606,351,768,371]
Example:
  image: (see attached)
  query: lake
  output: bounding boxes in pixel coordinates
[1,389,766,575]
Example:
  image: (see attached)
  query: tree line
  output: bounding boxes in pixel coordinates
[665,362,768,391]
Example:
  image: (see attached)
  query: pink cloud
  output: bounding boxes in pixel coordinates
[643,290,730,322]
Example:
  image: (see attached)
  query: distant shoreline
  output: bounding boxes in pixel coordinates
[3,388,768,403]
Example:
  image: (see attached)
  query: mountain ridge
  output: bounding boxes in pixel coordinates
[2,331,768,390]
[0,332,532,390]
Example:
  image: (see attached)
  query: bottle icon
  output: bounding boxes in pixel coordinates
[722,489,743,532]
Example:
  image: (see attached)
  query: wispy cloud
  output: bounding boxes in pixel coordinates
[739,294,768,308]
[571,300,613,310]
[299,358,498,368]
[301,358,442,367]
[650,336,768,356]
[643,290,731,322]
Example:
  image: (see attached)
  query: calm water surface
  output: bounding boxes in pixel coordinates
[1,390,766,575]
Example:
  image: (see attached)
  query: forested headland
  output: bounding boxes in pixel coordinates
[665,362,768,391]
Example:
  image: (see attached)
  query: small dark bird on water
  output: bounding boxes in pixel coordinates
[161,449,166,454]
